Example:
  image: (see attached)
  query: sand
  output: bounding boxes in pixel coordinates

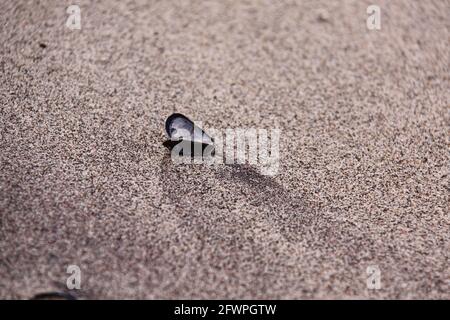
[0,0,448,299]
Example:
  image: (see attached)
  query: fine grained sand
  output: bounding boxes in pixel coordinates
[0,0,448,299]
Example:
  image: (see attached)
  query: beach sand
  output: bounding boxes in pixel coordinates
[0,0,448,299]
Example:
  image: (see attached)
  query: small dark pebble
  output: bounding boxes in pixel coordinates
[31,291,77,300]
[39,43,47,49]
[317,12,330,23]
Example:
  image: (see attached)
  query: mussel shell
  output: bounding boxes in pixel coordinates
[165,113,214,145]
[163,113,215,157]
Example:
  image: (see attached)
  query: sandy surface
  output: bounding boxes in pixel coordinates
[0,0,449,299]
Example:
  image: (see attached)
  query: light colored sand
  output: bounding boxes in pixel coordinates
[0,0,448,299]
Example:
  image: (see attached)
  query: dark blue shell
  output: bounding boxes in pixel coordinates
[165,113,213,145]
